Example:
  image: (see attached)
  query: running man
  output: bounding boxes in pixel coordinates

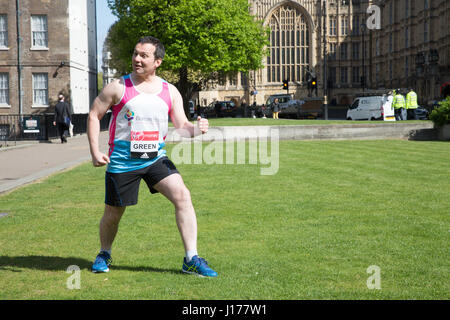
[87,36,217,277]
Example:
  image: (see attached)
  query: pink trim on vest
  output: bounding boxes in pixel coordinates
[158,81,172,114]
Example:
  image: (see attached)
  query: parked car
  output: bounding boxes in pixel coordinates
[347,95,395,121]
[264,94,323,119]
[412,106,429,120]
[204,101,238,118]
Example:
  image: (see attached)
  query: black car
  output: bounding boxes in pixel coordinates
[412,106,429,120]
[204,101,238,118]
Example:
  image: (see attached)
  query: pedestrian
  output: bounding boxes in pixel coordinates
[406,88,419,120]
[53,94,71,143]
[272,98,280,119]
[87,36,217,277]
[382,90,395,119]
[392,89,406,121]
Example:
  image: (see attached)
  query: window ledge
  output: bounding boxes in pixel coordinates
[30,47,49,51]
[0,104,11,108]
[0,47,9,51]
[32,104,49,108]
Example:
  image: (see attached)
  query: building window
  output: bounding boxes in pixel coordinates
[340,43,348,60]
[267,5,310,83]
[352,43,360,60]
[389,61,393,80]
[0,73,9,105]
[376,63,380,83]
[341,17,349,36]
[31,15,48,49]
[329,43,337,60]
[389,2,393,25]
[229,72,237,87]
[240,72,248,87]
[340,67,348,84]
[329,67,336,84]
[218,72,226,86]
[32,73,48,106]
[405,56,409,78]
[405,27,409,48]
[352,67,360,84]
[376,38,380,56]
[389,33,393,53]
[329,17,337,36]
[0,15,7,48]
[352,15,360,35]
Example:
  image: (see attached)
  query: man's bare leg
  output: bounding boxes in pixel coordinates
[99,204,126,252]
[153,173,198,253]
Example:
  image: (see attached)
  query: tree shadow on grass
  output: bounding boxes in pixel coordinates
[0,256,181,275]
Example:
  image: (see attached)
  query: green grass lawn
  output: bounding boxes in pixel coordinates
[0,140,448,299]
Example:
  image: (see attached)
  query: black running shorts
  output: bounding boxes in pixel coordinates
[104,156,179,207]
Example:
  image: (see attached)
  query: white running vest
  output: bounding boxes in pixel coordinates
[107,74,172,173]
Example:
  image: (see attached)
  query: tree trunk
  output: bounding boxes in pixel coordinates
[178,67,192,120]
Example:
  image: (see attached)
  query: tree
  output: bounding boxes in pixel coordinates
[106,0,269,117]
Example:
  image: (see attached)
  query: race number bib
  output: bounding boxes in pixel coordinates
[130,130,159,159]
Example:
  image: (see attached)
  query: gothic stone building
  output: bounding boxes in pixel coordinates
[198,0,450,108]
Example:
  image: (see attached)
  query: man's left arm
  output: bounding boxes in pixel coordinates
[169,84,208,138]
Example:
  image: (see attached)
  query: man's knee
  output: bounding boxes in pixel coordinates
[172,186,192,207]
[104,205,125,221]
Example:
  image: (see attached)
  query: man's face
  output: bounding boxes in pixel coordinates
[132,43,162,75]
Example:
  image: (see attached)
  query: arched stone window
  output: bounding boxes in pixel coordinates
[266,5,311,83]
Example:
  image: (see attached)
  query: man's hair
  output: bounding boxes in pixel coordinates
[137,36,165,60]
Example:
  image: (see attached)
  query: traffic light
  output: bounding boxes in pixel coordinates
[311,77,317,90]
[282,80,289,90]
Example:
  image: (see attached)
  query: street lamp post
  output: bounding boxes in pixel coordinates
[361,23,366,93]
[323,0,328,120]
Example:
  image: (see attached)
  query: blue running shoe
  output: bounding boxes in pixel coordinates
[92,251,112,273]
[182,255,218,277]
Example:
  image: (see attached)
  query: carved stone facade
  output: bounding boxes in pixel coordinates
[198,0,450,108]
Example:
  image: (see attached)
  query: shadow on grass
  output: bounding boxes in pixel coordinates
[0,256,180,275]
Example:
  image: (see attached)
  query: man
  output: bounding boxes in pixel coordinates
[87,36,217,277]
[406,88,419,120]
[53,94,71,143]
[392,89,406,121]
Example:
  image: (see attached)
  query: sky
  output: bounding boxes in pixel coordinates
[96,0,118,70]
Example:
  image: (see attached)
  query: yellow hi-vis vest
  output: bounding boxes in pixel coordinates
[406,92,418,109]
[392,94,406,109]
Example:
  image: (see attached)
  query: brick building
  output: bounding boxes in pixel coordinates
[0,0,97,116]
[198,0,450,108]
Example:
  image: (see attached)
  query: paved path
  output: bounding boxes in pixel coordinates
[0,131,109,194]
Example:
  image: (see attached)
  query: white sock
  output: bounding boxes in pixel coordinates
[186,250,198,263]
[100,249,111,255]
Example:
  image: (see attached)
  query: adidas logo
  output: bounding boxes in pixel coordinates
[140,153,149,159]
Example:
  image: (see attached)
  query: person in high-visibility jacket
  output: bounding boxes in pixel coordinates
[406,88,419,120]
[392,89,406,120]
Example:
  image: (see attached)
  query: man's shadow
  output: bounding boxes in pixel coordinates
[0,255,180,274]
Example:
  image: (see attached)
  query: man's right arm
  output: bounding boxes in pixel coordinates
[87,79,122,167]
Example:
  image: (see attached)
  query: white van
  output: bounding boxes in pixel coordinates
[346,96,395,121]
